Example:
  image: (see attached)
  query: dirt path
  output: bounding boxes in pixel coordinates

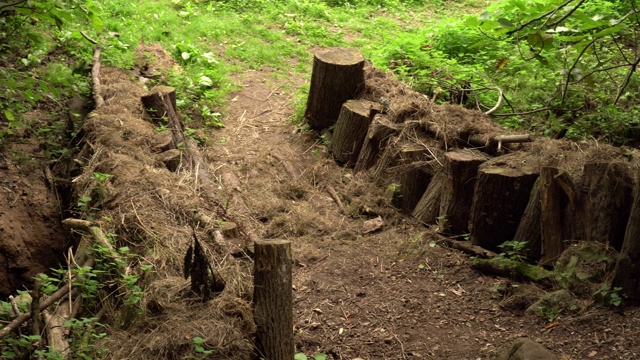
[211,67,640,360]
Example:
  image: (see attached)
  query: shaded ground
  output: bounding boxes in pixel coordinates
[2,49,640,360]
[0,126,67,297]
[215,67,640,359]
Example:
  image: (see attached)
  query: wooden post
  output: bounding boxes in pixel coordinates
[539,167,565,266]
[330,99,377,166]
[439,149,488,234]
[254,240,293,360]
[305,48,365,130]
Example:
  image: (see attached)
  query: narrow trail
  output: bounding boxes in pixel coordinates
[207,68,640,359]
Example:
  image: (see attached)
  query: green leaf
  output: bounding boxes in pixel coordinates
[87,11,104,32]
[4,110,14,121]
[313,354,328,360]
[181,52,191,60]
[534,54,548,66]
[593,24,623,39]
[294,354,308,360]
[479,11,490,20]
[497,18,514,28]
[199,75,213,87]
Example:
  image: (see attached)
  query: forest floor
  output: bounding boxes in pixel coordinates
[208,66,640,359]
[2,49,640,360]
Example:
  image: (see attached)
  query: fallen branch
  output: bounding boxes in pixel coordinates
[0,258,94,339]
[91,46,104,108]
[436,236,497,259]
[326,185,346,214]
[272,152,301,180]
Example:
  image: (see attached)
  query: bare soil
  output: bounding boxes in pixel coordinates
[3,48,640,360]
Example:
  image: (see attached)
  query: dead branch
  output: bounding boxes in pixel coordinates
[91,47,104,108]
[0,258,94,339]
[436,236,497,259]
[326,185,346,214]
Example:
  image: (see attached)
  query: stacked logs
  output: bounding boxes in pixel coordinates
[305,47,640,301]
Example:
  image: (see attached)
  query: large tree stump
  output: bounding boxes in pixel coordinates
[470,154,539,252]
[331,99,378,166]
[141,85,177,124]
[412,171,445,225]
[305,48,365,130]
[513,180,542,261]
[439,149,488,235]
[581,162,634,251]
[353,114,399,174]
[612,173,640,301]
[254,240,293,360]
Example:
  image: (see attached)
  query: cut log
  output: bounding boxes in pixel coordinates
[539,167,565,266]
[412,171,445,225]
[439,149,489,234]
[470,154,539,252]
[354,115,399,174]
[581,162,634,251]
[141,86,177,124]
[221,222,239,239]
[612,173,640,301]
[398,164,434,214]
[305,48,365,130]
[513,180,542,261]
[330,99,378,166]
[43,307,70,359]
[254,239,294,360]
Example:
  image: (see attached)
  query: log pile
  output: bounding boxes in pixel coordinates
[306,47,640,301]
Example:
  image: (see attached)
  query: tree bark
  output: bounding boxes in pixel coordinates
[439,149,488,234]
[513,180,542,261]
[398,165,433,214]
[581,162,634,251]
[469,154,539,252]
[612,173,640,301]
[539,167,566,266]
[305,48,365,130]
[412,171,445,225]
[141,86,177,124]
[331,99,378,166]
[253,239,293,360]
[353,114,399,174]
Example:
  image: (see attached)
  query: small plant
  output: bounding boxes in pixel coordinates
[593,284,623,307]
[295,353,328,360]
[192,336,214,356]
[497,240,528,262]
[91,172,114,183]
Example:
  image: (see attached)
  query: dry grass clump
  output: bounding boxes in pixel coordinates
[71,66,255,359]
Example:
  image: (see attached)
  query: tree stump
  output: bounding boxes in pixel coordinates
[439,149,488,234]
[331,99,378,166]
[581,162,634,251]
[254,239,293,360]
[513,180,542,261]
[305,48,365,130]
[612,173,640,301]
[398,163,434,214]
[354,114,399,174]
[412,171,445,225]
[539,167,566,266]
[470,154,539,252]
[155,149,182,172]
[141,86,177,124]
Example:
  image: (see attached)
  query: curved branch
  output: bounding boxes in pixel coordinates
[0,0,27,12]
[561,38,597,105]
[506,0,577,36]
[484,87,503,115]
[548,0,587,28]
[614,55,640,104]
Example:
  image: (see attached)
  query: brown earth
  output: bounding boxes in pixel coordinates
[3,46,640,360]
